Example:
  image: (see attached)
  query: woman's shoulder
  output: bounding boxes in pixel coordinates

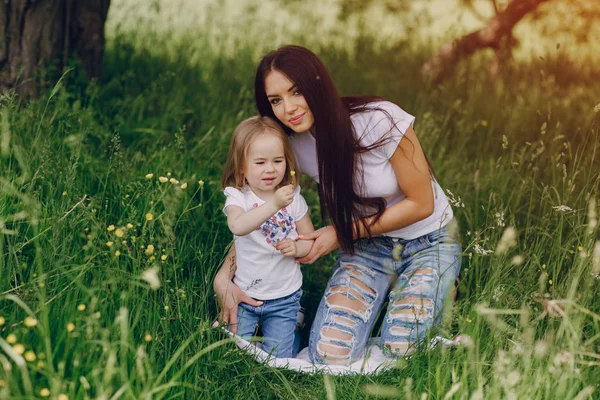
[352,100,412,124]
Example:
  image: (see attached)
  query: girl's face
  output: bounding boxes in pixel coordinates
[264,70,314,133]
[243,133,287,196]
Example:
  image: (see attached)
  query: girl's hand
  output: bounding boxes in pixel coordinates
[296,226,339,264]
[274,238,297,257]
[212,279,263,334]
[272,184,295,209]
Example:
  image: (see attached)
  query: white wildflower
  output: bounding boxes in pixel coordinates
[495,227,517,255]
[473,244,494,256]
[594,103,600,113]
[552,205,573,213]
[445,189,464,208]
[141,267,161,290]
[494,211,505,227]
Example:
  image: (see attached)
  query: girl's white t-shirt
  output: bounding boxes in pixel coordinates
[289,101,453,240]
[223,185,308,300]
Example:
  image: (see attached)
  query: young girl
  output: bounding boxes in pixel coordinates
[215,45,462,365]
[220,116,314,358]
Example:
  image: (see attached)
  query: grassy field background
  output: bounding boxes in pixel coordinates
[0,0,599,398]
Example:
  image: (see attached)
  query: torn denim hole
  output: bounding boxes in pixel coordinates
[338,261,376,278]
[316,341,352,364]
[388,326,413,337]
[325,293,373,322]
[387,305,433,323]
[331,315,358,328]
[382,340,415,356]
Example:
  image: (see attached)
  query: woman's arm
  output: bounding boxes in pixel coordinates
[297,126,434,263]
[293,213,315,257]
[212,244,263,334]
[354,126,434,237]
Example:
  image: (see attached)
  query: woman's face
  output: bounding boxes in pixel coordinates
[264,70,314,133]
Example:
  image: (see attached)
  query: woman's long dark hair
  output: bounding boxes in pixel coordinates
[254,45,409,253]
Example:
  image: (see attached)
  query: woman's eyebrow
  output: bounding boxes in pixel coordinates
[266,85,297,98]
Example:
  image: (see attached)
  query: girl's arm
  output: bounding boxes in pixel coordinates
[297,126,434,264]
[212,244,263,334]
[226,185,294,236]
[273,210,315,257]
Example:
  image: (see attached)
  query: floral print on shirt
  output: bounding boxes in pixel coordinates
[255,205,295,244]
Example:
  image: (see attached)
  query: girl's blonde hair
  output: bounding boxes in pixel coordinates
[221,116,297,189]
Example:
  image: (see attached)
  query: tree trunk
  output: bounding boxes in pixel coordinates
[422,0,551,84]
[0,0,110,99]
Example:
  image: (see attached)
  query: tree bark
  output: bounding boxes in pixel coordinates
[0,0,110,99]
[422,0,551,84]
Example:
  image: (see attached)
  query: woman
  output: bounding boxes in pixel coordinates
[213,45,461,364]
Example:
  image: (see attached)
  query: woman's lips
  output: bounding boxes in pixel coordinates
[289,113,305,125]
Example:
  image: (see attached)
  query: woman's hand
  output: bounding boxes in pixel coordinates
[296,225,339,264]
[212,247,263,334]
[212,279,263,334]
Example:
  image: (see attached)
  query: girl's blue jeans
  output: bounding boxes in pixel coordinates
[236,288,302,358]
[308,220,462,364]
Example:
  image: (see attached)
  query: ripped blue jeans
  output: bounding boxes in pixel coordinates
[308,221,461,364]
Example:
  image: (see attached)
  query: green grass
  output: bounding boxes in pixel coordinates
[0,1,599,399]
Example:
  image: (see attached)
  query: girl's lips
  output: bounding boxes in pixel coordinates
[289,113,305,125]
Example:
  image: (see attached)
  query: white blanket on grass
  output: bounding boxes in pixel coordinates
[225,329,462,375]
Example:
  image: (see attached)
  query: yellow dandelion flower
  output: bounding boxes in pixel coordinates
[180,182,187,189]
[144,333,153,342]
[13,344,25,354]
[126,223,134,229]
[58,395,69,400]
[121,240,127,245]
[6,334,17,344]
[145,173,154,179]
[145,244,155,255]
[67,322,75,332]
[24,350,36,362]
[115,251,121,257]
[164,305,169,311]
[106,241,113,247]
[549,279,553,285]
[169,178,179,184]
[0,316,5,326]
[38,282,45,288]
[159,176,168,183]
[542,264,546,269]
[481,120,488,126]
[145,213,154,221]
[131,236,136,243]
[62,191,67,196]
[161,254,167,261]
[24,316,38,327]
[115,228,125,238]
[149,256,155,262]
[107,225,115,232]
[40,388,50,397]
[578,246,583,252]
[77,304,86,311]
[167,172,171,177]
[198,180,204,188]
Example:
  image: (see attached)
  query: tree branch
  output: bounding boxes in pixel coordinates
[422,0,552,84]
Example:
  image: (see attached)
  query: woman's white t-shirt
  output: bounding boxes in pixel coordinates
[223,185,308,300]
[289,101,453,240]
